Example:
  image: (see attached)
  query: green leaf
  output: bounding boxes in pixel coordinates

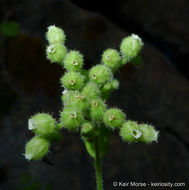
[84,139,96,158]
[0,21,19,37]
[83,126,110,159]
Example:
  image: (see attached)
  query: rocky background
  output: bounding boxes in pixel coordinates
[0,0,189,189]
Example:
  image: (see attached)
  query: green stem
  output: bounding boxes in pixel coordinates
[94,136,103,190]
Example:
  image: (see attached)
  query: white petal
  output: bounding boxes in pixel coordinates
[62,89,68,94]
[25,154,32,160]
[28,119,36,130]
[131,34,140,40]
[132,129,142,139]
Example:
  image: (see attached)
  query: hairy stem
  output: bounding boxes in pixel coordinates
[94,136,103,190]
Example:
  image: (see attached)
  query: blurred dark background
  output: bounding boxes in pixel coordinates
[0,0,189,189]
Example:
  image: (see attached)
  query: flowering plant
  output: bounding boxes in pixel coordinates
[24,26,159,190]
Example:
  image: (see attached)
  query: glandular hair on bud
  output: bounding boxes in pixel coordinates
[46,43,67,64]
[102,49,122,72]
[101,79,119,100]
[120,121,142,142]
[61,90,75,105]
[25,136,50,161]
[89,65,112,86]
[82,82,100,100]
[103,108,126,129]
[46,25,66,44]
[60,108,84,130]
[90,99,106,121]
[65,91,89,112]
[64,50,84,72]
[81,121,98,137]
[28,113,57,137]
[120,34,143,63]
[60,71,85,90]
[139,124,159,143]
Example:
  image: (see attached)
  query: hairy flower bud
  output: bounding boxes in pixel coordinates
[139,124,159,143]
[90,99,106,121]
[46,25,66,44]
[102,49,122,72]
[89,65,112,86]
[111,79,119,89]
[46,43,67,64]
[64,50,84,71]
[101,79,119,100]
[82,82,100,100]
[81,69,89,82]
[61,90,75,105]
[64,91,89,112]
[81,121,98,139]
[120,121,142,142]
[28,113,57,137]
[120,34,143,63]
[103,108,125,128]
[60,108,84,130]
[25,136,50,161]
[101,82,112,100]
[61,71,85,90]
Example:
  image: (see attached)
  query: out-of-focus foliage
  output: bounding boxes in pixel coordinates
[16,173,53,190]
[0,21,19,37]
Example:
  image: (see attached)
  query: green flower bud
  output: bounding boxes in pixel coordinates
[101,79,119,100]
[64,91,89,112]
[102,79,119,92]
[90,99,106,121]
[111,79,119,89]
[80,69,89,83]
[46,25,66,44]
[120,34,143,63]
[104,108,125,129]
[101,82,112,100]
[81,121,98,140]
[64,51,84,71]
[82,82,100,100]
[89,65,112,86]
[61,71,85,90]
[46,43,67,64]
[61,90,75,105]
[25,136,50,161]
[120,121,142,142]
[60,107,84,130]
[139,124,159,143]
[102,49,122,72]
[28,113,57,137]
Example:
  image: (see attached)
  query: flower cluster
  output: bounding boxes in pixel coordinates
[24,25,159,161]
